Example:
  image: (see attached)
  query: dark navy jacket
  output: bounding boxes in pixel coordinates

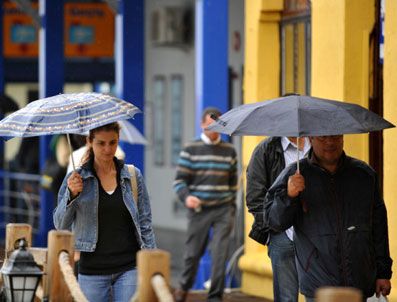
[265,152,392,298]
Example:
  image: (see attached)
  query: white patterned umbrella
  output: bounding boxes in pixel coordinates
[0,92,140,138]
[0,92,141,170]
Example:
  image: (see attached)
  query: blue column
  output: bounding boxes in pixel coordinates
[195,0,229,135]
[194,0,229,286]
[37,0,64,246]
[0,0,3,93]
[115,0,144,171]
[0,0,5,240]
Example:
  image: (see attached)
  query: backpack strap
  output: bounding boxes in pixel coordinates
[127,164,138,206]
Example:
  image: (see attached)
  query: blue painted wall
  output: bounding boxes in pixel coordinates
[115,0,145,172]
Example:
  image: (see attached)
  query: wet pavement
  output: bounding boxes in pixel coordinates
[184,289,272,302]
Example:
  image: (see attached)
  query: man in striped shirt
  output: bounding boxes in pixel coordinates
[173,107,238,302]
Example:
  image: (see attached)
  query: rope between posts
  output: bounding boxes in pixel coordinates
[151,274,174,302]
[58,251,88,302]
[35,284,43,300]
[129,274,173,302]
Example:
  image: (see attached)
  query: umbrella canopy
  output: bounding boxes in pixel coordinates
[118,120,147,145]
[82,119,147,145]
[0,92,140,139]
[207,94,395,137]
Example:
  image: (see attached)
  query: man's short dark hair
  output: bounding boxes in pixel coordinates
[202,107,221,122]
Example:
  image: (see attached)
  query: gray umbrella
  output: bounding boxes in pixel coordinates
[207,94,394,137]
[207,94,395,171]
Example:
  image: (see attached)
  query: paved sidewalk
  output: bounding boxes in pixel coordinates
[184,289,272,302]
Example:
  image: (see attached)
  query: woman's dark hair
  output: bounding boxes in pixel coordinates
[81,122,121,165]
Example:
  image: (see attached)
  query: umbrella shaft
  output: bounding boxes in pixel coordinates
[297,137,300,173]
[66,134,76,172]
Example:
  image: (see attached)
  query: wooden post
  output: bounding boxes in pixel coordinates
[46,230,75,302]
[5,223,32,258]
[315,287,362,302]
[137,249,171,302]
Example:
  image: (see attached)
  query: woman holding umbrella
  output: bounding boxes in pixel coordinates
[53,122,156,302]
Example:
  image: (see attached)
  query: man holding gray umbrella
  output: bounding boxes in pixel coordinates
[207,94,395,300]
[264,134,392,301]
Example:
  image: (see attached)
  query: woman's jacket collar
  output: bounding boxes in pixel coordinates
[78,156,131,180]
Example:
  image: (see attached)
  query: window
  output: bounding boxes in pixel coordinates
[153,76,166,165]
[170,75,183,165]
[281,0,311,95]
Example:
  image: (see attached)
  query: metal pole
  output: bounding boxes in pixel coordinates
[0,0,5,242]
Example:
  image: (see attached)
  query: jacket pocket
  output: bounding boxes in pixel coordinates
[345,224,376,293]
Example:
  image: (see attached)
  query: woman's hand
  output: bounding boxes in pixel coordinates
[67,171,83,199]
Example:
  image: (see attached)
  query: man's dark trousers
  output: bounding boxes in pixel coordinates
[179,203,235,302]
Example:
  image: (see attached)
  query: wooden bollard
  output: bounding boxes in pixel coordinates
[46,230,75,302]
[315,287,362,302]
[5,223,32,258]
[136,249,171,302]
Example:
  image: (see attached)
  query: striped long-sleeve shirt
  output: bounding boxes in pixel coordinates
[173,137,238,207]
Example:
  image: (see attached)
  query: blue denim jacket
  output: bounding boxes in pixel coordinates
[53,163,156,252]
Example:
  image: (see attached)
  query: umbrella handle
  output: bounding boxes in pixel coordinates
[296,137,300,174]
[66,134,76,172]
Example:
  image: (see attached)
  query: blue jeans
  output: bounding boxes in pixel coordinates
[268,232,299,302]
[78,268,137,302]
